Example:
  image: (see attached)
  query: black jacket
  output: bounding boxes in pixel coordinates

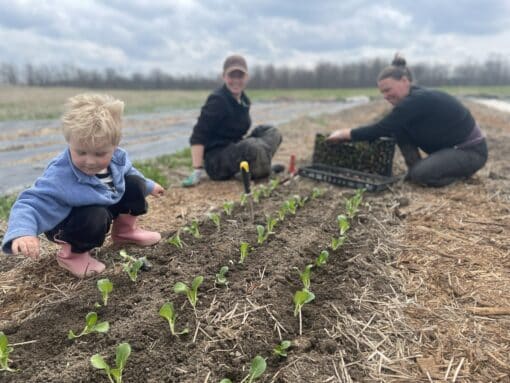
[351,86,475,154]
[189,85,251,152]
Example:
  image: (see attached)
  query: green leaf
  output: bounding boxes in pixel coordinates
[115,342,131,371]
[173,282,189,294]
[94,321,110,333]
[159,302,175,321]
[97,278,113,293]
[249,355,266,380]
[85,312,98,327]
[191,276,204,291]
[90,354,109,370]
[219,379,233,383]
[0,332,8,351]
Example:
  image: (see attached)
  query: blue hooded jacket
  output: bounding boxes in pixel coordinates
[1,147,154,254]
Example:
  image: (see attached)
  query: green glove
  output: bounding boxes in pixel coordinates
[181,168,203,187]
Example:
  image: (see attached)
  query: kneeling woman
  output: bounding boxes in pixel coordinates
[328,55,488,187]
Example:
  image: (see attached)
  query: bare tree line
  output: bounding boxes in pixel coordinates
[1,56,509,89]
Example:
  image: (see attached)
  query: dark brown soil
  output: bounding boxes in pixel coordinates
[1,100,509,382]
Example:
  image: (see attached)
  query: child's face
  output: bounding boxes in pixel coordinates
[68,136,116,175]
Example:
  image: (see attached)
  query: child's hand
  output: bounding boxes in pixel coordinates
[12,236,40,259]
[151,183,165,197]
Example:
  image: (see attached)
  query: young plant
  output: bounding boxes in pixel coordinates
[215,266,229,286]
[240,193,248,206]
[167,231,183,249]
[68,312,109,340]
[256,225,267,245]
[252,189,262,203]
[293,289,315,335]
[239,241,251,264]
[293,194,308,208]
[183,219,201,238]
[90,342,131,383]
[346,188,365,219]
[269,179,280,192]
[242,355,266,383]
[266,215,278,235]
[97,278,113,307]
[315,250,329,267]
[286,199,297,215]
[223,201,234,215]
[331,236,346,251]
[173,276,204,309]
[311,187,324,199]
[273,340,292,357]
[0,331,16,372]
[278,205,287,221]
[220,380,232,383]
[337,214,350,236]
[259,184,271,198]
[298,264,313,290]
[208,212,221,230]
[119,249,146,282]
[159,302,189,336]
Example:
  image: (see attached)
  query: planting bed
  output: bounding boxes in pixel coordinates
[1,100,510,382]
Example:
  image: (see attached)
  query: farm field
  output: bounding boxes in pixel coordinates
[0,99,509,382]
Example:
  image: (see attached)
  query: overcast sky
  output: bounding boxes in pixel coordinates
[1,0,509,76]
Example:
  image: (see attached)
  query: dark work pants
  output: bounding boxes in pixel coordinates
[45,175,148,253]
[204,125,282,180]
[397,138,488,187]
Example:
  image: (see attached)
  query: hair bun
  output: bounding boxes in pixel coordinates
[391,54,407,68]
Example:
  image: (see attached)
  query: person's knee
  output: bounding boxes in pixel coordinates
[407,164,453,187]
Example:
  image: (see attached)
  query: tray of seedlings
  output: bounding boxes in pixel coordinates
[299,133,402,191]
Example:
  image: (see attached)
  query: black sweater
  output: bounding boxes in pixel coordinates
[189,85,251,152]
[351,86,475,154]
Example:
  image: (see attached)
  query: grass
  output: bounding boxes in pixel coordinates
[2,85,510,121]
[0,148,192,221]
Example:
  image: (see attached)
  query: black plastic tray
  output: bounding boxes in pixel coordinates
[298,164,401,192]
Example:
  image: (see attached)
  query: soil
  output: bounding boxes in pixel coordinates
[1,100,509,383]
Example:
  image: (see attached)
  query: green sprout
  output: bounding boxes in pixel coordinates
[97,278,113,307]
[273,340,292,357]
[269,179,280,192]
[0,331,16,372]
[277,205,287,221]
[293,194,308,208]
[298,264,313,290]
[68,312,109,340]
[259,184,271,198]
[90,342,131,383]
[286,199,297,215]
[337,214,350,236]
[315,250,329,267]
[183,219,201,238]
[266,215,278,235]
[208,212,221,230]
[311,187,324,199]
[346,188,365,219]
[168,231,183,248]
[241,355,266,383]
[220,380,233,383]
[256,225,267,245]
[239,241,251,264]
[293,289,315,335]
[252,188,262,203]
[159,302,189,336]
[331,236,346,251]
[119,249,146,282]
[215,266,229,286]
[223,201,234,215]
[174,276,204,309]
[240,193,248,206]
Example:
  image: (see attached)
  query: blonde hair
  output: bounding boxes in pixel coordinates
[62,94,124,146]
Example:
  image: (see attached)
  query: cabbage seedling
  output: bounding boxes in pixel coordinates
[346,188,365,219]
[293,194,308,208]
[256,225,267,244]
[240,193,248,206]
[68,312,109,340]
[278,205,287,221]
[208,212,221,230]
[293,289,315,335]
[239,241,251,263]
[242,355,266,383]
[215,266,229,286]
[159,302,189,336]
[223,201,234,215]
[311,187,324,199]
[337,214,350,236]
[266,215,278,234]
[0,331,16,372]
[183,219,201,238]
[315,250,329,267]
[299,264,313,290]
[119,249,146,282]
[286,199,297,215]
[252,189,262,203]
[331,236,346,251]
[269,179,279,192]
[259,184,271,198]
[97,278,113,307]
[90,342,131,383]
[220,380,232,383]
[168,231,183,249]
[174,276,204,309]
[273,340,291,357]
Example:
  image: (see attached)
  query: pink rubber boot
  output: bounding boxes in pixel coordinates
[111,214,161,246]
[56,243,105,278]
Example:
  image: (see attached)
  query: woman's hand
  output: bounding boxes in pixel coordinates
[151,183,165,197]
[12,236,40,259]
[326,129,352,142]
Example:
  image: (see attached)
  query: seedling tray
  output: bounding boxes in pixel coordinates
[299,164,401,192]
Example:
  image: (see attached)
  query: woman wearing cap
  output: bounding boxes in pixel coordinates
[327,55,488,187]
[182,54,283,187]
